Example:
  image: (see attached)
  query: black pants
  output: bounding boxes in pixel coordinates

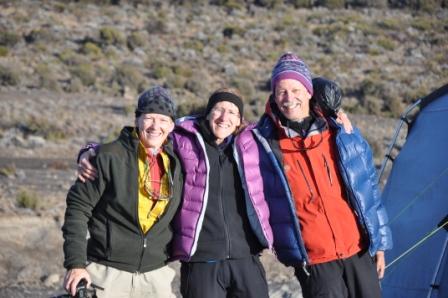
[180,255,269,298]
[295,250,382,298]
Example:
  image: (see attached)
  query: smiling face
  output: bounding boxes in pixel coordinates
[207,101,241,144]
[136,113,174,150]
[274,78,312,121]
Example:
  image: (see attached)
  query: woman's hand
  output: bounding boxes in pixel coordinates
[375,250,386,279]
[336,110,353,134]
[77,148,97,182]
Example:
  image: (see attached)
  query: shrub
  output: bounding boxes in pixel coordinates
[288,0,313,8]
[146,18,168,35]
[0,64,20,86]
[411,17,434,31]
[16,189,39,210]
[24,27,54,43]
[68,77,84,93]
[385,95,404,118]
[0,46,8,57]
[419,0,441,12]
[114,64,147,91]
[377,37,396,51]
[176,100,205,118]
[363,95,383,116]
[376,19,403,31]
[367,47,381,56]
[35,63,60,91]
[81,42,103,59]
[166,73,187,89]
[212,0,245,10]
[127,31,147,50]
[152,65,172,79]
[0,164,16,177]
[360,77,384,97]
[312,23,350,41]
[389,0,442,11]
[403,85,430,103]
[58,49,86,66]
[222,25,245,39]
[184,40,204,52]
[217,43,230,54]
[185,70,210,96]
[99,26,126,46]
[364,135,383,162]
[173,65,193,78]
[52,2,68,12]
[101,127,122,143]
[0,30,21,47]
[316,0,346,9]
[20,116,67,140]
[346,0,387,7]
[230,77,256,101]
[70,63,96,86]
[254,0,283,8]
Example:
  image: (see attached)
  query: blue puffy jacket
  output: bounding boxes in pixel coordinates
[251,114,393,267]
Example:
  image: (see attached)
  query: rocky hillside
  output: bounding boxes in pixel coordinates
[0,0,446,297]
[1,0,447,118]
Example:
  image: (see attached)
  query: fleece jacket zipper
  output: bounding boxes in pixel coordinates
[218,151,231,259]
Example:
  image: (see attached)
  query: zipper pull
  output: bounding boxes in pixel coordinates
[143,238,147,248]
[302,261,310,276]
[323,155,333,186]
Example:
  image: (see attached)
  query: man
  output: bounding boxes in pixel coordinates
[247,52,392,298]
[62,86,183,298]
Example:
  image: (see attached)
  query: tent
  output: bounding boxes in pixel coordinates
[381,84,448,298]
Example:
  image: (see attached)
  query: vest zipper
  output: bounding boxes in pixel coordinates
[322,154,333,186]
[296,160,314,202]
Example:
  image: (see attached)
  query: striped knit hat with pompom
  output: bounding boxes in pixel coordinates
[271,52,313,96]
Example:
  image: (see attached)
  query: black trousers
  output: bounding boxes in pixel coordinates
[295,250,382,298]
[180,255,269,298]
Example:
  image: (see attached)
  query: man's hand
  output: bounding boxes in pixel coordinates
[336,110,353,134]
[375,250,386,279]
[64,268,91,296]
[78,148,97,182]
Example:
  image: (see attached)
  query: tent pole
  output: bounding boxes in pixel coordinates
[427,235,448,298]
[378,99,422,183]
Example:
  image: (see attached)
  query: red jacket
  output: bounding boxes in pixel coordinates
[279,128,363,264]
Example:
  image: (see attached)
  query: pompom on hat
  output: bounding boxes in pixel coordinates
[271,52,313,96]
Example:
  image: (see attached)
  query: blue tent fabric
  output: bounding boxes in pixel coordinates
[381,84,448,298]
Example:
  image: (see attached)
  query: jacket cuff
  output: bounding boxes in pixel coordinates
[65,263,87,270]
[77,142,100,163]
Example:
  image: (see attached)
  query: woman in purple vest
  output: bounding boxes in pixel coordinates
[78,87,274,298]
[170,87,273,297]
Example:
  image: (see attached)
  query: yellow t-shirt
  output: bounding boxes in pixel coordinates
[137,141,171,234]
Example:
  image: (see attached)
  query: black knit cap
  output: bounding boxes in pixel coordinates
[205,91,244,119]
[136,85,176,120]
